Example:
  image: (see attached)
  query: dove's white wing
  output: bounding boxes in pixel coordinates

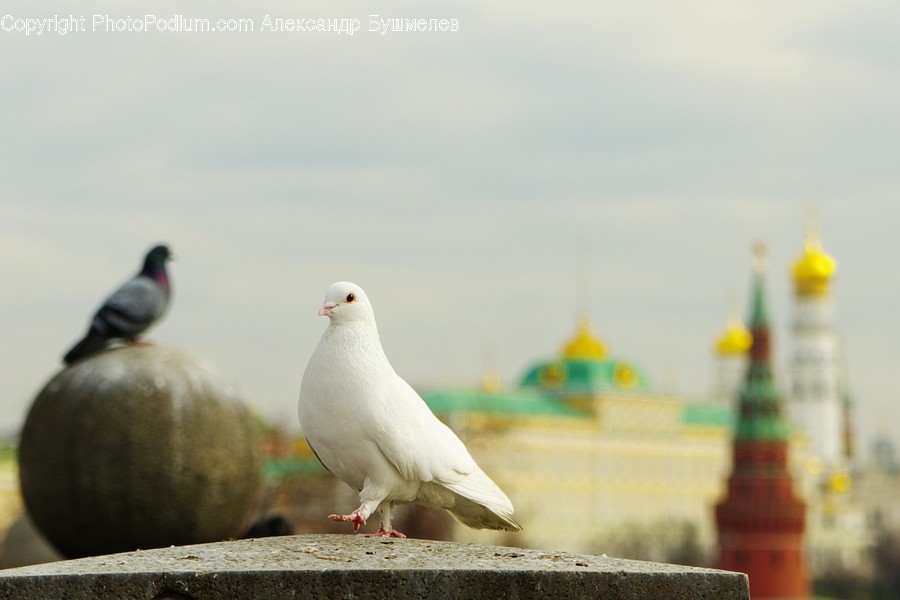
[373,373,476,482]
[373,373,519,529]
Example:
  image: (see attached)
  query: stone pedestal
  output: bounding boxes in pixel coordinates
[0,535,749,599]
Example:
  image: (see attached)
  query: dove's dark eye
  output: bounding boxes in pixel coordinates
[346,293,356,303]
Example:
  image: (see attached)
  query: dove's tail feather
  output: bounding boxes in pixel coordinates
[63,331,112,365]
[446,494,522,532]
[425,466,522,532]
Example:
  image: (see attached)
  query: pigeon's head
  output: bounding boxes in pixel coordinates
[144,245,173,268]
[319,281,374,324]
[141,245,173,286]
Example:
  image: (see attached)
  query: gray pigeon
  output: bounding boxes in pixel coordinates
[63,244,173,365]
[298,281,521,538]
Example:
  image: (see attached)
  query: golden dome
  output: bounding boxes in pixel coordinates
[715,317,752,355]
[827,470,852,494]
[562,315,607,360]
[793,225,836,297]
[482,368,501,393]
[613,362,638,387]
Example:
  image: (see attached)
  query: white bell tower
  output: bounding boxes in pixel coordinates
[787,220,850,470]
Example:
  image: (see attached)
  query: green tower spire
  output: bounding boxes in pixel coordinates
[716,240,810,596]
[736,242,789,442]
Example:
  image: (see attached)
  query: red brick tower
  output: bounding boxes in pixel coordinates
[715,244,810,599]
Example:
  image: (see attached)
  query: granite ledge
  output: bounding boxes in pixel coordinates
[0,534,749,600]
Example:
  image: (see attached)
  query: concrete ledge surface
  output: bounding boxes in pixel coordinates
[0,534,749,599]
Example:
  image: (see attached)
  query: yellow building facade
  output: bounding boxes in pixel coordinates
[423,320,755,560]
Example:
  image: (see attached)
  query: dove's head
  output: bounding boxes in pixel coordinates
[318,281,375,324]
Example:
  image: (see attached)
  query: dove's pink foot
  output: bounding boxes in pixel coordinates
[370,527,406,538]
[329,510,366,533]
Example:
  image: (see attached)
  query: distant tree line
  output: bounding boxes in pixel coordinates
[815,528,900,600]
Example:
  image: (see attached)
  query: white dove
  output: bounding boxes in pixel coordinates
[298,281,521,538]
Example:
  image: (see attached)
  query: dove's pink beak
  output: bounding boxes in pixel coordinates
[319,301,336,317]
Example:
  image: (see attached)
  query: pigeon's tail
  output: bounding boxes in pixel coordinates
[428,467,522,532]
[446,494,522,532]
[63,331,112,365]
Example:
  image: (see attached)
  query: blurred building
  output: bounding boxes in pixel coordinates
[413,226,865,578]
[715,244,810,599]
[423,316,757,561]
[786,221,853,472]
[784,222,871,578]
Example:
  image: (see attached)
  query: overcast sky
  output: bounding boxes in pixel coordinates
[2,1,899,461]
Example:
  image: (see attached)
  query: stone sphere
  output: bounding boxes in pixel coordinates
[19,345,262,558]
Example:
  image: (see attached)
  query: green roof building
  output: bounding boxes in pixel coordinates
[420,313,740,557]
